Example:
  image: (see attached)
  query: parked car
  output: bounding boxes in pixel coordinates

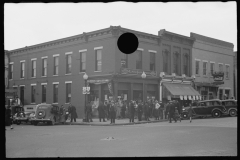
[31,103,68,125]
[13,105,37,125]
[182,99,227,119]
[221,99,237,117]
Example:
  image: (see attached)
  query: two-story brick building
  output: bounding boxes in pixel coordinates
[190,33,235,100]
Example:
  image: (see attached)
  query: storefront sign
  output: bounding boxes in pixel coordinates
[87,79,110,84]
[213,72,224,81]
[120,68,157,77]
[212,81,224,85]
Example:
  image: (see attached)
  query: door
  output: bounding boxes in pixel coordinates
[20,86,24,106]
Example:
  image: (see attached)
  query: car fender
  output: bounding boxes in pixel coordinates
[227,108,237,114]
[211,108,223,114]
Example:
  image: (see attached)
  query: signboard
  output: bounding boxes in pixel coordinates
[213,72,224,81]
[120,68,157,77]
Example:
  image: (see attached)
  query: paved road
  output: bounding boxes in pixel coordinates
[5,117,237,157]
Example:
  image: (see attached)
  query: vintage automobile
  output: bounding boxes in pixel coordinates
[182,99,227,119]
[13,105,37,125]
[221,99,237,117]
[12,105,24,124]
[31,103,68,125]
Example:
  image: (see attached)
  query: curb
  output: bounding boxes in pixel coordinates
[65,119,169,126]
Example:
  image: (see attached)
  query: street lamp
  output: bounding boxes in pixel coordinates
[83,72,89,121]
[141,71,146,101]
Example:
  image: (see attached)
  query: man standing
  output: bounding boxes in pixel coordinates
[143,101,150,121]
[86,102,93,122]
[121,101,126,119]
[159,101,164,120]
[137,100,143,121]
[168,101,176,123]
[154,100,160,120]
[110,101,117,124]
[5,105,13,130]
[70,103,78,124]
[129,100,135,123]
[98,101,106,122]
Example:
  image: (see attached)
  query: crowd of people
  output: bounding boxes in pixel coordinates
[84,98,188,124]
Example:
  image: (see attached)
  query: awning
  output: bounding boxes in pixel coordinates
[163,83,201,98]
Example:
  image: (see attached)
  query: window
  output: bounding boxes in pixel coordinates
[66,82,71,103]
[42,58,47,76]
[31,59,36,78]
[225,89,230,99]
[219,63,223,72]
[203,61,207,76]
[183,53,189,76]
[53,56,59,75]
[150,52,155,71]
[219,89,223,100]
[42,84,47,103]
[225,65,230,79]
[173,52,180,75]
[136,50,142,69]
[9,63,13,80]
[31,85,36,103]
[162,50,169,74]
[53,83,58,103]
[80,52,86,72]
[195,60,200,75]
[66,54,72,74]
[210,62,215,76]
[20,61,25,78]
[121,54,128,68]
[95,49,102,71]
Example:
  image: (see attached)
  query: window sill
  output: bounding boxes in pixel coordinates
[42,76,47,77]
[65,73,72,75]
[53,75,58,76]
[52,103,58,104]
[94,71,102,72]
[31,77,36,78]
[79,72,86,74]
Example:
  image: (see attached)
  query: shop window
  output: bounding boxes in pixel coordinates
[225,65,230,79]
[20,61,25,78]
[183,53,189,76]
[173,52,180,75]
[210,62,215,76]
[53,84,58,103]
[219,63,223,72]
[66,54,72,74]
[42,58,47,77]
[42,84,47,103]
[219,89,223,100]
[31,60,36,78]
[225,90,230,99]
[162,50,169,74]
[203,61,207,76]
[195,60,200,75]
[66,83,71,103]
[31,85,36,103]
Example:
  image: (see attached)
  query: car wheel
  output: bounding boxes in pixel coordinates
[182,113,188,119]
[229,109,237,117]
[212,110,221,118]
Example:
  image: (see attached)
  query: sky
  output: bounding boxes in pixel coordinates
[4,2,237,51]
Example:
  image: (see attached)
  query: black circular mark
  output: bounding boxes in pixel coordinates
[117,32,139,55]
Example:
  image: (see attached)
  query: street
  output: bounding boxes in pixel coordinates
[5,117,237,157]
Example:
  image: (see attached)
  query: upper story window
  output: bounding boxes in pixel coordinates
[121,54,128,68]
[53,55,59,76]
[195,59,200,75]
[20,61,25,79]
[41,83,47,103]
[9,62,13,80]
[203,61,208,76]
[210,62,215,76]
[31,59,37,78]
[65,81,72,103]
[173,51,180,76]
[149,51,156,71]
[183,53,189,76]
[225,64,230,79]
[162,49,169,74]
[42,57,47,77]
[53,82,59,103]
[65,52,72,74]
[136,50,142,70]
[79,50,87,72]
[95,48,102,72]
[219,63,223,72]
[31,84,36,103]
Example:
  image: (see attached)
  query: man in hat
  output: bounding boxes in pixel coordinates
[129,100,135,123]
[168,101,176,123]
[159,101,164,120]
[137,100,143,121]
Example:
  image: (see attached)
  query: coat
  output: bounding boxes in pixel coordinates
[70,105,78,118]
[168,103,175,114]
[98,104,105,118]
[129,103,135,115]
[137,103,143,113]
[188,107,193,117]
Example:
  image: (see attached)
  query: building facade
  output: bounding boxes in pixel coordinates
[233,51,237,99]
[8,26,234,118]
[190,33,235,100]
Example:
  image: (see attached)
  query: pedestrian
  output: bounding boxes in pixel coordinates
[143,101,150,121]
[134,100,138,119]
[104,100,109,121]
[129,100,135,123]
[168,101,176,123]
[137,100,143,121]
[109,101,117,124]
[176,100,182,120]
[98,101,106,122]
[121,100,126,119]
[164,102,169,119]
[106,100,111,120]
[154,100,160,120]
[188,103,193,123]
[86,101,93,122]
[70,103,78,124]
[148,100,153,118]
[5,105,13,130]
[159,101,164,120]
[116,100,122,119]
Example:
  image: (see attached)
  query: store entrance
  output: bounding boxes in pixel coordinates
[133,90,143,101]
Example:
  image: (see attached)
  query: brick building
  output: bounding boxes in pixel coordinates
[190,33,235,100]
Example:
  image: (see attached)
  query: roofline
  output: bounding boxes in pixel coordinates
[160,29,194,41]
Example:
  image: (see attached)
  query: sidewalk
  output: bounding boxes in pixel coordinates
[66,117,169,126]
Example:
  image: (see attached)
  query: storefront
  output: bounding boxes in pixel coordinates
[159,72,200,107]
